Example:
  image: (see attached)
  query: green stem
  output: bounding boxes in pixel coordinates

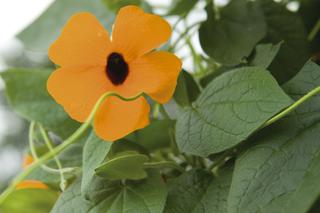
[143,161,184,173]
[159,104,171,120]
[152,103,160,119]
[308,19,320,41]
[28,123,59,173]
[208,149,234,171]
[262,86,320,128]
[0,92,143,204]
[169,21,202,52]
[38,123,67,191]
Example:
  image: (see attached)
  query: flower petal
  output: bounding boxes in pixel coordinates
[112,6,171,61]
[49,12,111,67]
[94,96,150,141]
[123,51,182,103]
[16,180,48,190]
[47,66,111,122]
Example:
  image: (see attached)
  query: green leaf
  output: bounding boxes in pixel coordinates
[284,151,320,213]
[199,66,232,88]
[82,131,111,197]
[249,42,282,68]
[260,0,310,83]
[102,0,141,12]
[174,70,200,107]
[95,153,149,180]
[176,67,292,156]
[0,68,79,139]
[199,0,266,65]
[0,189,58,213]
[299,0,320,53]
[167,0,198,16]
[164,166,233,213]
[51,178,92,213]
[52,171,167,213]
[227,61,320,213]
[129,119,175,150]
[107,139,148,158]
[17,0,114,52]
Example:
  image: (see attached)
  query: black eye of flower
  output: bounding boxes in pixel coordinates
[106,52,129,85]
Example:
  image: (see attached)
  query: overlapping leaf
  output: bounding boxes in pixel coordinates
[227,61,320,213]
[176,67,292,156]
[199,0,266,65]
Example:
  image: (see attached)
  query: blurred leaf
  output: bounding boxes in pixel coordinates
[199,0,266,65]
[95,153,149,180]
[52,171,167,213]
[260,0,310,83]
[176,67,292,156]
[174,70,200,107]
[17,0,114,52]
[249,42,282,68]
[164,166,233,213]
[102,0,141,12]
[167,0,198,16]
[81,131,111,197]
[129,119,175,150]
[0,189,58,213]
[0,68,79,139]
[299,0,320,53]
[227,61,320,213]
[108,139,148,158]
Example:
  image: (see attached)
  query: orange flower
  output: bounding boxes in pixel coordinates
[47,6,182,141]
[16,155,48,190]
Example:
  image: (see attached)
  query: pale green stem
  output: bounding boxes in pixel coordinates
[169,21,201,52]
[143,161,184,173]
[29,122,74,174]
[159,104,171,120]
[152,103,160,119]
[0,92,143,204]
[262,86,320,128]
[29,122,59,173]
[38,123,67,191]
[308,19,320,41]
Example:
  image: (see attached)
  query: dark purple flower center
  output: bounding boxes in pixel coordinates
[106,52,129,85]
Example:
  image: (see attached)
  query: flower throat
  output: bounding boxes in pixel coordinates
[106,52,129,85]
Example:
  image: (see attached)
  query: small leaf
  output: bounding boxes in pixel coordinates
[107,139,147,159]
[174,70,200,107]
[128,119,175,150]
[52,172,167,213]
[199,0,266,65]
[81,131,111,197]
[0,189,58,213]
[95,153,149,180]
[249,42,282,68]
[0,68,79,139]
[176,67,292,156]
